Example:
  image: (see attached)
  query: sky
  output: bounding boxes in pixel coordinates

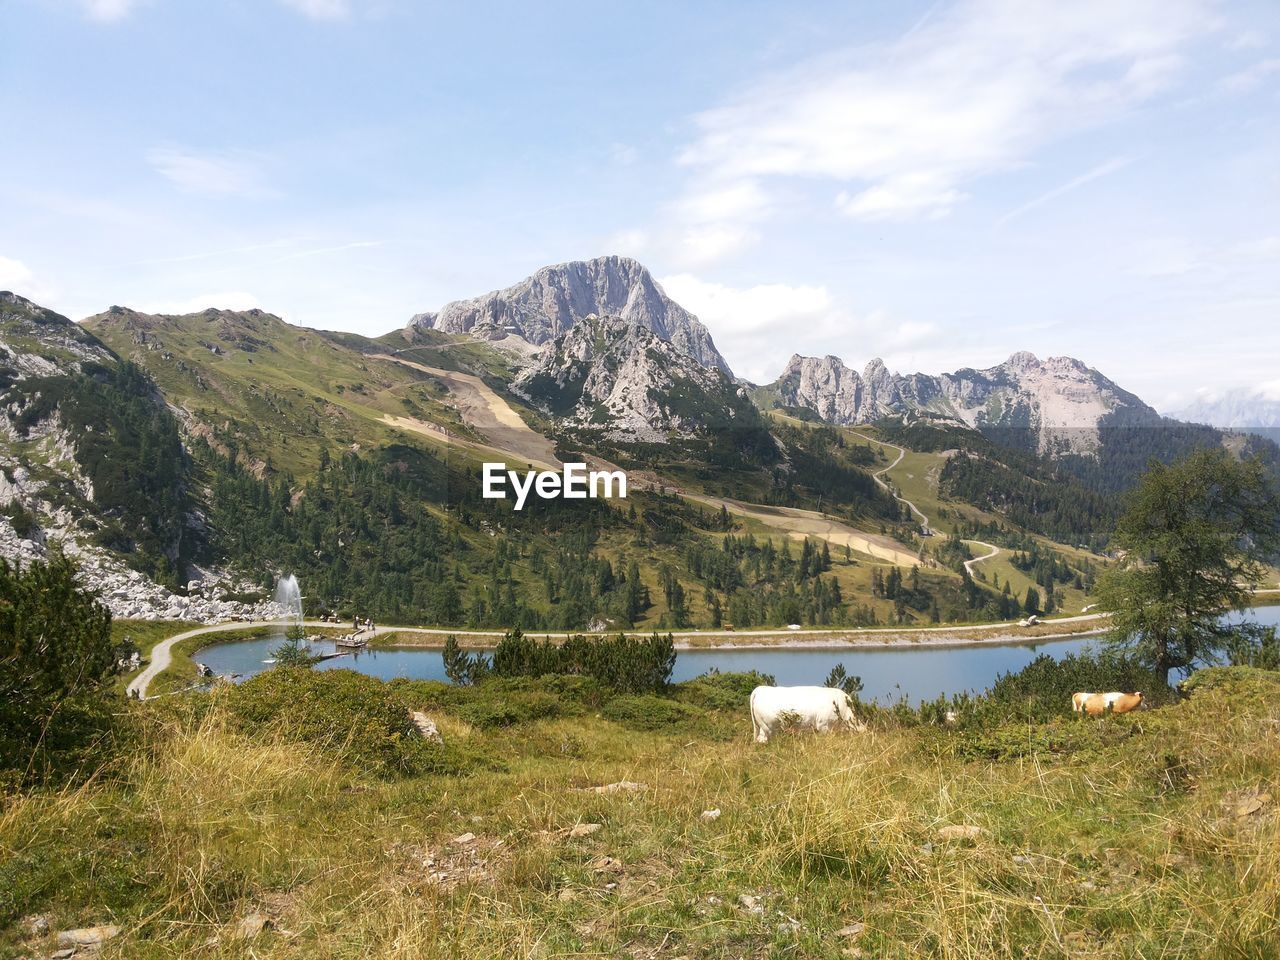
[2,0,1278,412]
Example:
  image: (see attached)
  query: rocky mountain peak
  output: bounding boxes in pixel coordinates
[514,314,749,442]
[0,292,115,372]
[408,255,731,375]
[773,350,1162,457]
[1004,350,1041,372]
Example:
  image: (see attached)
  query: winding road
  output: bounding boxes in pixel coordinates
[127,615,1110,699]
[849,430,1001,575]
[127,620,396,700]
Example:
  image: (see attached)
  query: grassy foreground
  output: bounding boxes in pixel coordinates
[2,667,1278,959]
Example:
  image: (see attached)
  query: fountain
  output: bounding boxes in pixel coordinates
[274,573,304,628]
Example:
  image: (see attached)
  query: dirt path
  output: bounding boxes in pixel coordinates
[684,493,923,567]
[850,431,930,530]
[850,430,1006,579]
[374,353,560,468]
[963,540,1001,576]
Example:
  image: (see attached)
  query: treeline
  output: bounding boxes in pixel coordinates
[941,451,1118,548]
[444,629,676,694]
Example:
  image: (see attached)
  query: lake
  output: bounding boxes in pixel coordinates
[195,605,1280,704]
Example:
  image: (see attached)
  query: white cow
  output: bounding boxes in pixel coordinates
[749,685,866,743]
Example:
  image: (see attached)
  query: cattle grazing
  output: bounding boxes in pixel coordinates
[1074,691,1144,716]
[749,685,866,743]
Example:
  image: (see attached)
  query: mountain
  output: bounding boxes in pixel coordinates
[513,315,756,443]
[407,255,731,374]
[1173,389,1280,442]
[771,351,1163,457]
[83,304,480,475]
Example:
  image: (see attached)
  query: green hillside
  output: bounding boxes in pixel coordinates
[83,307,477,476]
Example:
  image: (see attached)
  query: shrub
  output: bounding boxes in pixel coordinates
[456,691,563,728]
[980,648,1169,723]
[673,669,775,711]
[490,629,675,693]
[0,555,128,784]
[602,695,702,732]
[224,668,484,778]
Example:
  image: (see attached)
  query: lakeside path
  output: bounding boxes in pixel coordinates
[127,615,1112,698]
[129,590,1280,698]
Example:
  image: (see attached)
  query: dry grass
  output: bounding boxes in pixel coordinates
[3,672,1278,959]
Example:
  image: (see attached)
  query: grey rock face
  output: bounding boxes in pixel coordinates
[775,352,1160,456]
[408,256,731,374]
[513,315,748,442]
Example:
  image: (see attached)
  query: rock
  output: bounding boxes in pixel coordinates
[452,832,477,845]
[936,824,987,842]
[568,823,602,838]
[20,914,50,937]
[409,711,443,744]
[1231,791,1272,818]
[587,780,647,795]
[775,351,1163,457]
[700,808,722,821]
[234,912,272,940]
[56,924,121,948]
[514,315,745,443]
[836,922,866,939]
[411,255,730,373]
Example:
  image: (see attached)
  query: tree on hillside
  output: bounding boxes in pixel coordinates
[0,554,123,781]
[1097,448,1280,684]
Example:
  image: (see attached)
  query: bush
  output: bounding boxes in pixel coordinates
[979,648,1169,723]
[491,629,675,693]
[673,669,775,711]
[224,668,484,778]
[456,691,563,728]
[602,695,702,732]
[0,555,128,785]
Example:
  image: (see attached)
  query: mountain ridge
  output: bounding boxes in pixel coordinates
[770,350,1163,457]
[407,255,731,375]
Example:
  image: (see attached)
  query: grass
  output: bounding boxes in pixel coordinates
[3,667,1278,958]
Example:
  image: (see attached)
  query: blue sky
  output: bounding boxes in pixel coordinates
[2,0,1278,410]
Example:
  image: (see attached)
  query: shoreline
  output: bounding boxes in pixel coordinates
[375,626,1110,653]
[126,591,1280,697]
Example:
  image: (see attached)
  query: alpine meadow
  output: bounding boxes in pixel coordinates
[3,2,1280,958]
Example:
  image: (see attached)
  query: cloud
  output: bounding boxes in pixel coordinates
[674,0,1211,240]
[278,0,350,20]
[80,0,141,21]
[836,173,964,221]
[0,255,57,302]
[1217,58,1280,95]
[660,273,834,335]
[658,272,940,382]
[996,155,1133,225]
[146,147,272,197]
[136,291,264,315]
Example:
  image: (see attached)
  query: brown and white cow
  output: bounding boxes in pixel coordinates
[1073,691,1144,716]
